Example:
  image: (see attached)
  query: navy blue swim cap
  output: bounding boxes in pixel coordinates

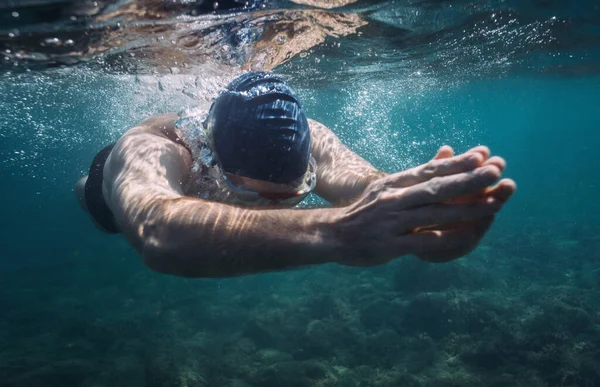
[206,71,311,185]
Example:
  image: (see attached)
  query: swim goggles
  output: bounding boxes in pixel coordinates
[218,155,317,207]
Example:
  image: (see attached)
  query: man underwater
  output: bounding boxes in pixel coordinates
[75,71,516,278]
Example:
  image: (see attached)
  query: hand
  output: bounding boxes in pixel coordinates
[330,146,515,266]
[413,146,515,262]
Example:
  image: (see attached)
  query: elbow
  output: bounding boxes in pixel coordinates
[138,221,217,278]
[133,200,228,278]
[141,248,222,278]
[141,247,177,276]
[136,217,187,277]
[141,240,201,278]
[139,224,179,276]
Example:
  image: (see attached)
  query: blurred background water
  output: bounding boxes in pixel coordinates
[1,0,599,386]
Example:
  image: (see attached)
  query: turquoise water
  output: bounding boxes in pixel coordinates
[2,0,600,386]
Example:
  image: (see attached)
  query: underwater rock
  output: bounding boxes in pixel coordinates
[303,319,335,357]
[228,379,252,387]
[242,319,276,348]
[354,329,412,369]
[306,293,342,320]
[393,259,490,294]
[460,332,521,370]
[107,356,146,387]
[527,302,592,337]
[404,334,438,373]
[16,359,96,387]
[256,348,293,365]
[359,298,401,332]
[380,372,423,387]
[143,351,184,387]
[249,360,327,387]
[402,292,491,339]
[178,368,208,387]
[301,319,356,359]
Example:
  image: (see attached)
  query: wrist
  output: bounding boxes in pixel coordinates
[338,169,388,206]
[305,207,346,264]
[364,169,388,187]
[311,207,352,264]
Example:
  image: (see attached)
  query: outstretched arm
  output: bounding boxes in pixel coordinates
[103,116,341,278]
[308,119,387,205]
[309,117,516,263]
[102,115,513,278]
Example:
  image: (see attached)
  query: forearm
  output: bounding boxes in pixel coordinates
[317,165,387,206]
[138,198,341,278]
[309,119,387,205]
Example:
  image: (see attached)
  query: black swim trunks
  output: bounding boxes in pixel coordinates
[84,143,120,234]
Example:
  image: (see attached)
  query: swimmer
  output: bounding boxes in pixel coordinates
[75,71,516,277]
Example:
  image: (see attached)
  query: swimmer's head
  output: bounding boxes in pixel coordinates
[205,71,311,186]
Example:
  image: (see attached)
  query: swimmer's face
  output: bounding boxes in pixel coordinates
[220,157,317,208]
[225,174,303,206]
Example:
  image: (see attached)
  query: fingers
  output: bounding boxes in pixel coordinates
[401,216,494,262]
[398,197,503,233]
[447,177,516,204]
[385,152,484,189]
[435,145,490,161]
[467,146,490,161]
[483,156,505,171]
[489,178,516,201]
[433,145,454,160]
[395,165,501,209]
[384,146,492,189]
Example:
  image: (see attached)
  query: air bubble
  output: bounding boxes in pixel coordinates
[42,38,62,47]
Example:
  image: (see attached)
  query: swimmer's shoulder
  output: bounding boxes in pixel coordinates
[105,113,191,179]
[124,113,179,138]
[103,112,193,200]
[120,113,191,151]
